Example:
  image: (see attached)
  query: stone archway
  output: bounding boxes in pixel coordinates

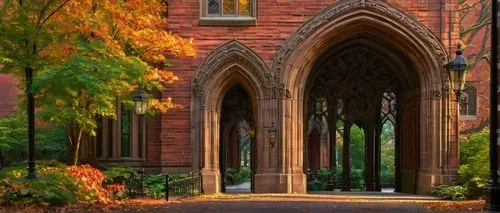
[191,40,271,194]
[271,0,455,194]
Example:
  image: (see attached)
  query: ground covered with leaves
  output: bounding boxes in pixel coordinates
[0,196,488,212]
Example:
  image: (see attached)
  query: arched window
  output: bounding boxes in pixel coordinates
[459,86,477,117]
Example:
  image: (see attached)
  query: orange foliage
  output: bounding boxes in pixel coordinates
[44,0,195,62]
[150,97,182,113]
[66,165,110,204]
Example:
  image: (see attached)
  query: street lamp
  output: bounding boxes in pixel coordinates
[133,89,149,160]
[445,43,470,98]
[133,89,149,115]
[444,43,470,196]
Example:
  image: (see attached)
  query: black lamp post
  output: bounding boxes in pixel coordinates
[485,0,500,211]
[133,89,149,160]
[444,44,470,184]
[445,43,470,98]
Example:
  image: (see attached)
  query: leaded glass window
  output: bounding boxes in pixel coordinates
[381,92,397,125]
[207,0,252,16]
[208,0,220,15]
[460,86,476,116]
[121,104,131,157]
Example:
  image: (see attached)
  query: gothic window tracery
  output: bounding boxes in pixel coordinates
[459,86,477,117]
[381,92,397,125]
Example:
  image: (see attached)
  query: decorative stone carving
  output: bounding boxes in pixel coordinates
[271,0,449,84]
[192,40,271,104]
[431,90,442,99]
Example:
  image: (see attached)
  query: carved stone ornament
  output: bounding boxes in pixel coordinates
[192,40,272,105]
[271,0,449,83]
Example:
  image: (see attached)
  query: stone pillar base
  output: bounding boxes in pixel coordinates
[416,170,457,195]
[201,170,220,194]
[484,186,500,211]
[254,172,306,193]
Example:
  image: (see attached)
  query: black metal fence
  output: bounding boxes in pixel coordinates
[165,173,202,201]
[124,171,145,198]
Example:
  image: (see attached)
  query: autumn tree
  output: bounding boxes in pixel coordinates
[458,0,491,133]
[0,0,195,165]
[459,0,491,68]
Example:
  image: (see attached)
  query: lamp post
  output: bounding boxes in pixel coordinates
[485,0,500,211]
[444,44,470,181]
[133,89,149,161]
[445,43,470,98]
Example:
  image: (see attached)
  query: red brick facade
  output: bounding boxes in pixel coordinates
[0,0,491,193]
[160,0,461,170]
[0,74,20,116]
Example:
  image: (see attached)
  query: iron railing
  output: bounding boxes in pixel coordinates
[124,171,145,198]
[165,173,202,201]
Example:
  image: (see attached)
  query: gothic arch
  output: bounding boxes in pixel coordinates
[191,40,271,194]
[269,0,456,194]
[192,40,271,103]
[271,0,449,90]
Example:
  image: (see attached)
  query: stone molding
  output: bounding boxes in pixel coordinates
[192,40,271,105]
[271,0,449,83]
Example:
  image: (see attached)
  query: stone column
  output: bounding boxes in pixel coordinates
[328,99,337,168]
[365,124,376,191]
[342,122,352,191]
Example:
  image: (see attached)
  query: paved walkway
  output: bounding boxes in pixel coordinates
[68,192,483,213]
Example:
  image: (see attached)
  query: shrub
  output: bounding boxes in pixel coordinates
[431,185,468,201]
[0,164,78,206]
[67,165,110,203]
[225,167,251,185]
[104,184,126,200]
[143,174,166,198]
[0,113,67,164]
[431,129,490,200]
[458,129,490,199]
[307,166,364,191]
[0,164,125,206]
[103,166,138,183]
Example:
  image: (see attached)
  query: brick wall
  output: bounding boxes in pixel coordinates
[161,0,460,168]
[0,74,20,117]
[458,0,491,134]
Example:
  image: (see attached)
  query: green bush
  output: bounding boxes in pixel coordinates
[431,129,490,200]
[0,113,67,164]
[458,129,490,199]
[431,185,468,201]
[144,174,166,198]
[225,167,251,185]
[0,163,79,206]
[307,166,364,191]
[103,166,138,183]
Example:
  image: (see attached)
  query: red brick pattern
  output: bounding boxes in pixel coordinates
[0,74,20,117]
[161,0,460,168]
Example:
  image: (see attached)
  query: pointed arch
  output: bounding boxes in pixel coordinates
[192,40,271,103]
[191,40,271,194]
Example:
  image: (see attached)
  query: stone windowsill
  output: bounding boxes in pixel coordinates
[199,17,257,26]
[460,115,477,121]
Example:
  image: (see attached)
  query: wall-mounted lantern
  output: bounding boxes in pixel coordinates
[267,122,279,148]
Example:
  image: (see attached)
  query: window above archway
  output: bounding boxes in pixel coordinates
[200,0,257,26]
[459,85,477,118]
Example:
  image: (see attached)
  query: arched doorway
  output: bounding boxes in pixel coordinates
[192,40,270,194]
[219,85,255,193]
[304,40,412,192]
[272,0,454,194]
